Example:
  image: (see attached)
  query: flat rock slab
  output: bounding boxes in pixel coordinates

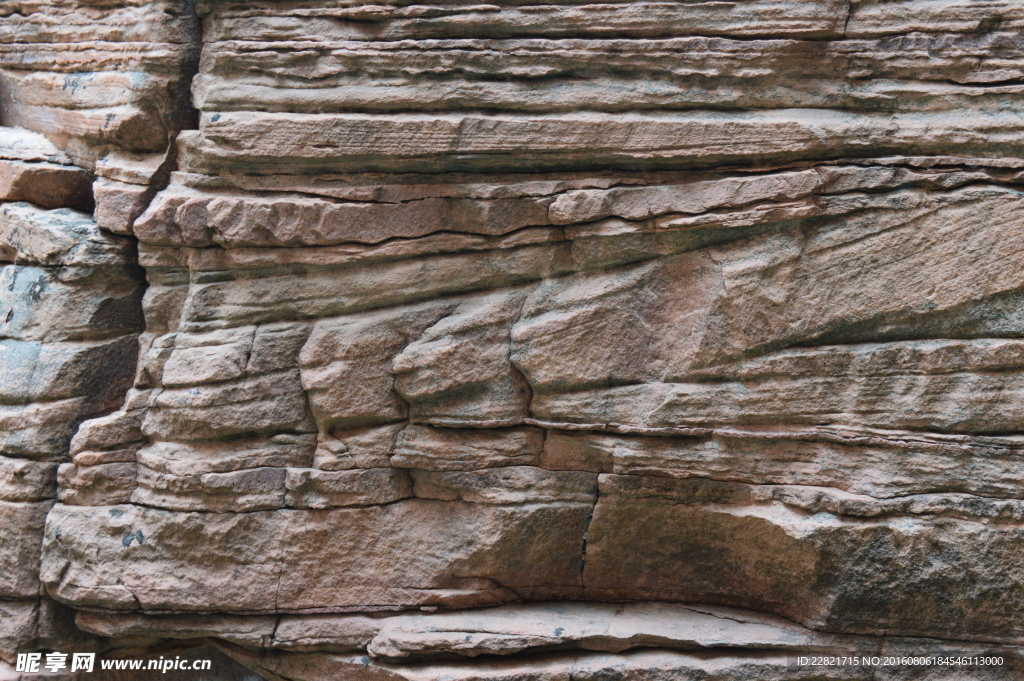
[41,500,591,612]
[365,602,875,661]
[181,110,1024,174]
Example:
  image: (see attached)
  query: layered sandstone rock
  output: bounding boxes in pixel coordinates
[0,126,145,669]
[0,0,197,672]
[5,0,1024,679]
[0,0,200,238]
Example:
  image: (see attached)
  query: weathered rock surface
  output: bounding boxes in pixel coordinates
[0,0,198,667]
[5,0,1024,679]
[0,141,147,671]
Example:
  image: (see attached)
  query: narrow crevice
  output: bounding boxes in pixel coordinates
[578,486,599,601]
[268,614,283,650]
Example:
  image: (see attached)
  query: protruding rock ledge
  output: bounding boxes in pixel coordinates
[180,110,1024,175]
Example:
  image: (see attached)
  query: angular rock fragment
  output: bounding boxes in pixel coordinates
[301,301,458,430]
[58,461,137,506]
[511,252,721,394]
[0,160,92,211]
[0,456,58,503]
[395,288,533,423]
[315,424,403,471]
[0,264,145,343]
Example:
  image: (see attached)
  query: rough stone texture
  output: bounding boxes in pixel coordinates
[0,138,146,667]
[4,0,1024,680]
[0,0,198,671]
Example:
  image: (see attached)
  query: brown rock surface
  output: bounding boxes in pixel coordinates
[3,0,1024,679]
[0,165,145,670]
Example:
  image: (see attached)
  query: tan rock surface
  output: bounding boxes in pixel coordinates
[42,500,590,611]
[5,0,1024,679]
[0,0,191,654]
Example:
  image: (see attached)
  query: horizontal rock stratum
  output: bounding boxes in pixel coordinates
[3,0,1024,679]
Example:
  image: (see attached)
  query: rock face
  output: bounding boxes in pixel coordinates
[4,0,1024,679]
